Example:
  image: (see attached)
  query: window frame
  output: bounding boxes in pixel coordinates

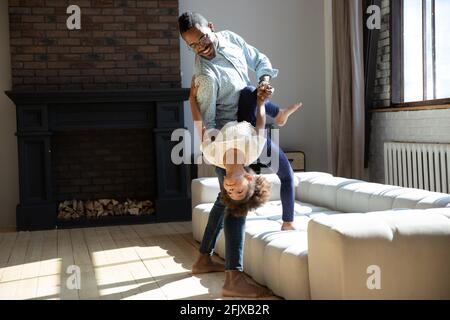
[391,0,450,107]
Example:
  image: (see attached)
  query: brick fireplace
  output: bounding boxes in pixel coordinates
[7,89,190,231]
[5,1,192,231]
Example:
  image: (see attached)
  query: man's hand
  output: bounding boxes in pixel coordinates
[189,76,199,102]
[257,82,275,101]
[281,222,295,231]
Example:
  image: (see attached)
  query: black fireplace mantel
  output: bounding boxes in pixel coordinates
[5,89,192,231]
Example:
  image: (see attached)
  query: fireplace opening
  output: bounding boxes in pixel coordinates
[52,128,156,224]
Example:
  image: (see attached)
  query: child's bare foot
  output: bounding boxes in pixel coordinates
[222,270,273,298]
[281,222,296,231]
[275,102,303,127]
[191,253,225,274]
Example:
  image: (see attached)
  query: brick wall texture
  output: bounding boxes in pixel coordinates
[369,109,450,183]
[372,0,391,108]
[52,128,155,201]
[8,0,181,91]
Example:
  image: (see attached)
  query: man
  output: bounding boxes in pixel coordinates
[179,12,286,298]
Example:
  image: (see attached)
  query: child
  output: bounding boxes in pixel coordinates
[191,78,301,228]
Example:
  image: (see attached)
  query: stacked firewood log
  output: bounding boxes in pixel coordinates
[57,199,154,220]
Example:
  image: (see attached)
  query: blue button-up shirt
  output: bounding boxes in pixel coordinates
[193,30,279,130]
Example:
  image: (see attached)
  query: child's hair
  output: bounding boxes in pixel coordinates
[220,169,271,218]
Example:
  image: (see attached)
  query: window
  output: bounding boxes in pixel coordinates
[392,0,450,105]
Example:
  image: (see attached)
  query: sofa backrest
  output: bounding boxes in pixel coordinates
[259,173,298,202]
[336,182,403,212]
[294,172,450,213]
[294,172,333,202]
[192,172,450,212]
[298,175,360,210]
[191,173,298,209]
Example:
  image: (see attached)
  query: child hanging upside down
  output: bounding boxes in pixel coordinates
[191,77,302,229]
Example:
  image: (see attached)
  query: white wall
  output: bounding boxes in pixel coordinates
[370,109,450,183]
[179,0,329,172]
[0,1,19,230]
[324,0,333,173]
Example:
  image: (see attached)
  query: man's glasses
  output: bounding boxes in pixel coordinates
[188,33,210,52]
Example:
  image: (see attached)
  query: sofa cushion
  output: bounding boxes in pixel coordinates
[192,178,220,209]
[245,230,304,286]
[391,189,444,209]
[415,193,450,209]
[294,172,334,202]
[260,174,299,202]
[254,200,333,218]
[304,176,361,210]
[308,210,450,299]
[242,220,282,276]
[263,231,310,300]
[336,182,403,213]
[192,203,214,242]
[424,208,450,219]
[367,188,428,210]
[270,210,343,231]
[336,182,450,213]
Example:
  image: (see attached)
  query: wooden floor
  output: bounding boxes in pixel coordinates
[0,222,279,300]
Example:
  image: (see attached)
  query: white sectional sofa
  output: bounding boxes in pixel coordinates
[191,172,450,300]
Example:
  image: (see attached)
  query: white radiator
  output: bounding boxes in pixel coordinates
[384,142,450,193]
